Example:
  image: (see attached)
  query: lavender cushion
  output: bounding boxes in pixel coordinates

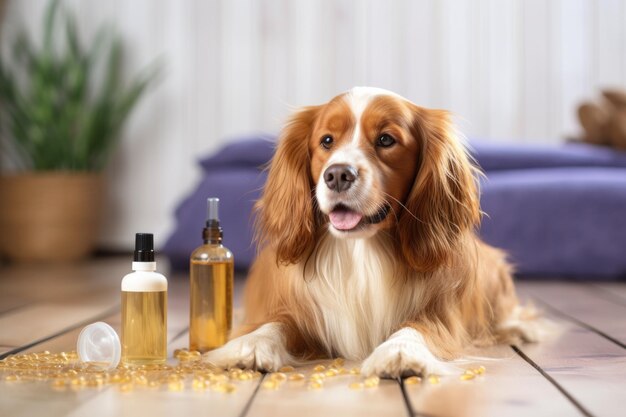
[471,141,626,171]
[480,168,626,278]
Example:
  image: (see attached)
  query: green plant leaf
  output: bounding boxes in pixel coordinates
[0,0,160,172]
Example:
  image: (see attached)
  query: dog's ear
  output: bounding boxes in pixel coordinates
[396,106,481,272]
[254,106,322,265]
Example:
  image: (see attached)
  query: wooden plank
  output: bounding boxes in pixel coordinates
[66,330,261,417]
[403,345,580,417]
[516,282,626,417]
[247,360,407,417]
[519,282,626,345]
[0,313,119,417]
[0,300,118,356]
[65,376,262,417]
[0,307,192,417]
[594,283,626,303]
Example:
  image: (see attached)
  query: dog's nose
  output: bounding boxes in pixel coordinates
[324,164,357,192]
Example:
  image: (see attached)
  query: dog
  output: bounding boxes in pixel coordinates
[204,87,538,377]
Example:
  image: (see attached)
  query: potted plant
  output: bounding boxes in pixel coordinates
[0,0,157,262]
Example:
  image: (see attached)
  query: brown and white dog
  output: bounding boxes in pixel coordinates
[204,87,538,377]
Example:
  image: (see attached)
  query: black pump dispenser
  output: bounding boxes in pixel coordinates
[203,198,223,244]
[134,233,155,262]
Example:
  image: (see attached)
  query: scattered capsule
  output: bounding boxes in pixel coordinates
[214,382,237,393]
[168,380,184,392]
[288,373,306,381]
[428,375,440,385]
[308,380,323,390]
[51,379,67,390]
[269,372,287,382]
[313,364,326,372]
[460,373,475,381]
[332,358,345,367]
[475,366,486,375]
[349,382,364,390]
[238,373,252,381]
[278,365,295,373]
[404,376,421,385]
[262,380,279,390]
[364,376,380,388]
[349,367,360,375]
[119,383,134,393]
[4,374,19,382]
[325,369,339,377]
[192,378,205,391]
[310,372,326,380]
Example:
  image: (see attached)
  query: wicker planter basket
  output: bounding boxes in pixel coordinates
[0,173,104,262]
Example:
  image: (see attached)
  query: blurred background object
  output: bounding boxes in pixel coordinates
[0,1,625,273]
[578,89,626,149]
[0,0,157,261]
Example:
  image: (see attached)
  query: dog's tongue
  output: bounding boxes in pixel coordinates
[329,209,363,230]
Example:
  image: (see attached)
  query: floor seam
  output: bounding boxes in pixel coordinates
[0,305,120,360]
[532,297,626,350]
[238,373,266,417]
[588,284,626,308]
[511,345,594,417]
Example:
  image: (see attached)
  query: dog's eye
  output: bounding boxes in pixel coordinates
[376,134,396,148]
[321,135,334,149]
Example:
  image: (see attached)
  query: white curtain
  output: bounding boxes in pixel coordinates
[3,0,625,249]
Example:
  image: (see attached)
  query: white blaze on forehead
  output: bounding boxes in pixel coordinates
[343,87,406,145]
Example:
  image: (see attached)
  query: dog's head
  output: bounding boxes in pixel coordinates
[255,87,480,272]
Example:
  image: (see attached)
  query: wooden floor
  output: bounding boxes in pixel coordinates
[1,257,625,417]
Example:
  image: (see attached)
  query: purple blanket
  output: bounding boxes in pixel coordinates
[165,138,626,279]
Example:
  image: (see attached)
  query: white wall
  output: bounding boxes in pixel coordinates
[3,0,626,249]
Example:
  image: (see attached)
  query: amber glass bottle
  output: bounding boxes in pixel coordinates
[189,198,234,352]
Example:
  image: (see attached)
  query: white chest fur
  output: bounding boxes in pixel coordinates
[296,234,424,360]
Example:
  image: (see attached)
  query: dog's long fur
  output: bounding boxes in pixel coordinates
[204,87,538,377]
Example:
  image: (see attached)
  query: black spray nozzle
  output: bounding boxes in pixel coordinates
[206,197,220,227]
[203,198,223,243]
[134,233,155,262]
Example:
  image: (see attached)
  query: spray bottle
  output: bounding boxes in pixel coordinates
[189,198,234,352]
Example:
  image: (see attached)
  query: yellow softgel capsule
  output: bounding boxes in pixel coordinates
[349,367,360,375]
[51,379,67,390]
[308,380,323,390]
[460,373,475,381]
[349,382,364,390]
[168,380,184,392]
[269,372,287,382]
[219,383,237,394]
[192,378,205,391]
[310,372,326,381]
[4,374,19,382]
[475,365,486,375]
[364,376,380,388]
[288,373,305,381]
[404,376,421,385]
[333,358,345,367]
[119,383,134,393]
[278,365,295,373]
[313,364,326,372]
[212,381,237,393]
[428,375,440,384]
[238,373,251,381]
[325,369,339,377]
[262,380,279,390]
[213,373,229,382]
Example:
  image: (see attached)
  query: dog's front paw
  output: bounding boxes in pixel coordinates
[203,323,291,371]
[361,328,455,378]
